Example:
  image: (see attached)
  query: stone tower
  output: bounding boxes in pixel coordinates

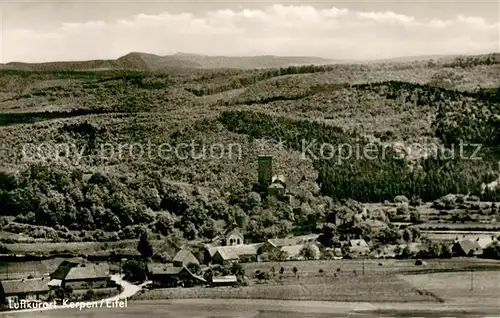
[258,155,273,187]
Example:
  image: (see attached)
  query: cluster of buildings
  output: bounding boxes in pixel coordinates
[0,259,112,306]
[204,227,324,264]
[147,250,207,288]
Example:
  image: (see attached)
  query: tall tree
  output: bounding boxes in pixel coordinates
[137,229,153,258]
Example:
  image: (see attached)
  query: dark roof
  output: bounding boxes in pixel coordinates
[173,250,196,263]
[88,250,112,257]
[1,278,50,295]
[53,262,108,281]
[116,249,142,257]
[147,264,206,282]
[50,262,75,280]
[147,263,179,275]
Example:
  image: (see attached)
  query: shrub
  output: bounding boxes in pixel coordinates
[394,195,409,203]
[256,271,270,281]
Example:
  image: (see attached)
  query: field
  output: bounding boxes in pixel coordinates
[402,271,500,306]
[421,231,500,242]
[1,238,178,255]
[241,258,500,276]
[132,258,500,304]
[133,275,434,303]
[5,299,498,318]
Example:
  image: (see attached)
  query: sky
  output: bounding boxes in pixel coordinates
[0,0,499,62]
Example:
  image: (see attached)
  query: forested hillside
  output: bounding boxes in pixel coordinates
[0,54,499,243]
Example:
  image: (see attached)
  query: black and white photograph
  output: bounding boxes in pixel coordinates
[0,0,499,317]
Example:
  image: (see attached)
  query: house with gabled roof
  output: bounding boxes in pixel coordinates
[205,244,258,264]
[452,239,482,257]
[51,262,109,290]
[280,245,305,260]
[211,249,240,265]
[347,239,370,255]
[147,263,205,288]
[258,234,320,255]
[0,277,50,305]
[173,250,199,267]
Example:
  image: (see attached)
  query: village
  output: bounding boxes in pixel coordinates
[0,155,499,309]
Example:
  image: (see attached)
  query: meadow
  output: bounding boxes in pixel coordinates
[132,275,435,303]
[402,271,500,306]
[132,258,500,303]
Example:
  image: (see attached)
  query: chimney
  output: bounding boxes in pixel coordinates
[258,155,273,187]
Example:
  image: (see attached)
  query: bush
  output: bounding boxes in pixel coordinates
[122,260,147,282]
[256,271,270,281]
[83,289,95,301]
[394,195,409,203]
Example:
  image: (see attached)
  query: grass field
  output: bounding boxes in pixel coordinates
[7,299,498,318]
[2,239,173,254]
[401,271,500,306]
[134,258,500,303]
[421,230,500,242]
[241,258,500,277]
[133,274,435,303]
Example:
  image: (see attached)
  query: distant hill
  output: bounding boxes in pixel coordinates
[0,52,338,72]
[1,52,497,72]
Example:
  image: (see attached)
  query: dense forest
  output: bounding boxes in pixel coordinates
[220,110,500,202]
[0,56,499,243]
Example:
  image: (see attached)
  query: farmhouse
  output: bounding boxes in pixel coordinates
[260,234,320,252]
[50,262,110,290]
[173,250,199,267]
[210,249,240,265]
[0,278,50,305]
[349,239,369,248]
[452,239,482,257]
[279,243,320,260]
[147,263,206,288]
[212,275,238,287]
[348,239,371,255]
[206,245,257,264]
[280,245,305,260]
